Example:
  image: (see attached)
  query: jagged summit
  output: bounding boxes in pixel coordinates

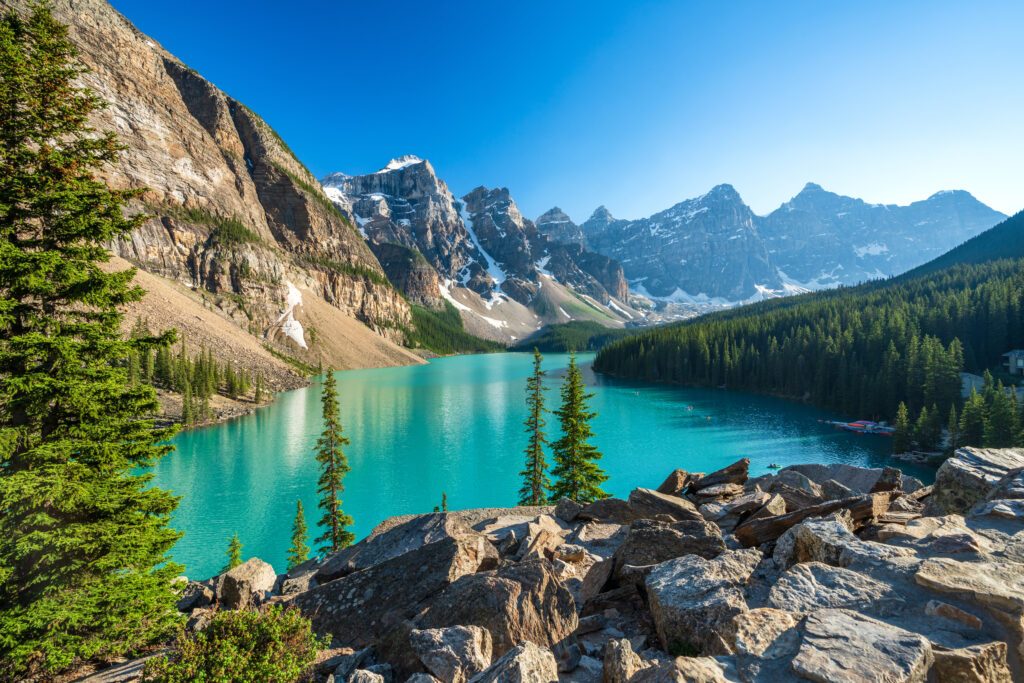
[376,154,424,173]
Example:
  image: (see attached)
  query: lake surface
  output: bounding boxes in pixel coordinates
[153,352,930,578]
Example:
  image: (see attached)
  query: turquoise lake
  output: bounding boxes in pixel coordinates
[153,352,930,578]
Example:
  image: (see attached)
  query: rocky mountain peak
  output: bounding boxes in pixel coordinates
[377,154,425,173]
[535,207,584,246]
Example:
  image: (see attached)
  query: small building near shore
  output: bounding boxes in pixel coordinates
[1004,350,1024,376]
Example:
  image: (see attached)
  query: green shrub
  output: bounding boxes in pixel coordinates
[143,607,325,683]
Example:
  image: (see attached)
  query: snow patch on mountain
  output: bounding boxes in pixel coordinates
[276,281,307,349]
[854,242,889,258]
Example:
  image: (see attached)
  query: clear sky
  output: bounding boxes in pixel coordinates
[108,0,1022,222]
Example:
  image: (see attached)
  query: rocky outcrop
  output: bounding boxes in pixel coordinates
[535,207,585,247]
[8,0,417,380]
[162,450,1024,683]
[927,447,1024,515]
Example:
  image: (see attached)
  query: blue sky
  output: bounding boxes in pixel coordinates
[109,0,1022,221]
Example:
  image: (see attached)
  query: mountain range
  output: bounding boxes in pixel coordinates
[562,182,1006,306]
[12,0,1010,373]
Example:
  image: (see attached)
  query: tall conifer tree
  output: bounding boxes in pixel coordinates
[0,6,182,675]
[519,349,550,505]
[315,370,354,554]
[549,355,608,503]
[223,534,243,572]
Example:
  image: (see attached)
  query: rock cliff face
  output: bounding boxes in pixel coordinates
[323,159,638,341]
[535,207,585,246]
[9,0,416,372]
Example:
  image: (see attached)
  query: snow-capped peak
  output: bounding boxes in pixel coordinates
[376,155,424,174]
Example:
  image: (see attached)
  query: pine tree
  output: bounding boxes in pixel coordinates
[0,7,181,676]
[892,402,912,454]
[254,372,265,402]
[959,388,987,447]
[315,370,355,554]
[946,405,960,454]
[287,500,310,570]
[984,384,1020,448]
[519,349,550,505]
[441,491,449,512]
[548,355,608,503]
[223,534,243,572]
[182,378,194,426]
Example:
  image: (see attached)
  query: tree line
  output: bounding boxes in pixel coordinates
[126,319,267,425]
[595,257,1024,425]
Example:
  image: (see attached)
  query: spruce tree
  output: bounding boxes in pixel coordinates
[959,388,987,447]
[223,534,243,572]
[549,354,608,503]
[519,349,550,505]
[892,402,912,454]
[984,384,1020,448]
[315,370,355,554]
[287,500,310,569]
[946,405,960,454]
[0,6,181,676]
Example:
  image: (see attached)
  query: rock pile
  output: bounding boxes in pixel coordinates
[169,447,1024,682]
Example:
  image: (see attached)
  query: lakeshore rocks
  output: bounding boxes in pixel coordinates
[791,609,933,683]
[409,626,493,683]
[468,642,558,683]
[217,558,277,610]
[162,449,1024,683]
[928,447,1024,515]
[645,549,761,655]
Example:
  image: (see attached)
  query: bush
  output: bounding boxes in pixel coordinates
[143,607,326,683]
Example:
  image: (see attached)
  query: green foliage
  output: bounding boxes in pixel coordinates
[519,349,550,505]
[892,403,912,454]
[0,6,184,676]
[548,355,608,503]
[294,252,394,288]
[315,371,355,554]
[513,321,636,353]
[263,343,318,376]
[143,342,260,424]
[287,500,310,570]
[408,301,504,355]
[142,606,326,683]
[167,207,262,246]
[596,253,1024,422]
[223,534,243,573]
[913,404,942,452]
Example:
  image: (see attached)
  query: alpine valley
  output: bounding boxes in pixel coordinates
[17,0,1006,408]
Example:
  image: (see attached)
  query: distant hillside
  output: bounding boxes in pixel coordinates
[512,321,637,353]
[595,211,1024,421]
[899,210,1024,278]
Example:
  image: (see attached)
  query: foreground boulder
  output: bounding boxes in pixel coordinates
[627,487,704,522]
[644,548,761,655]
[927,447,1024,515]
[689,458,750,492]
[468,642,558,683]
[316,512,481,582]
[409,625,493,683]
[791,609,933,682]
[767,561,905,616]
[217,558,276,610]
[417,559,577,656]
[293,534,497,648]
[613,519,724,575]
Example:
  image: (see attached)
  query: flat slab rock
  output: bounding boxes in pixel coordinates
[767,562,905,616]
[792,609,934,683]
[467,641,558,682]
[915,557,1024,613]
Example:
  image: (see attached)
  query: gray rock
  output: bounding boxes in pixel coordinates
[409,626,493,683]
[725,608,800,660]
[217,558,277,610]
[332,647,375,680]
[176,580,214,612]
[404,675,441,683]
[613,519,724,576]
[771,513,855,569]
[930,642,1012,683]
[468,642,558,682]
[554,498,584,523]
[791,609,933,683]
[627,488,704,522]
[767,562,904,615]
[317,513,482,582]
[656,469,701,496]
[350,671,386,683]
[417,559,577,657]
[293,535,497,660]
[567,522,629,560]
[629,656,739,682]
[820,478,855,501]
[602,638,650,682]
[644,549,762,655]
[927,447,1024,515]
[578,498,637,525]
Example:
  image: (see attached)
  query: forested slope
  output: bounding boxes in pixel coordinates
[594,212,1024,421]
